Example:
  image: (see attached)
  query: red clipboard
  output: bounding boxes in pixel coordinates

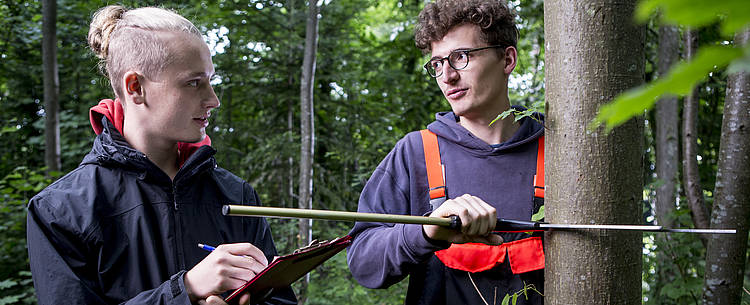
[224,235,353,305]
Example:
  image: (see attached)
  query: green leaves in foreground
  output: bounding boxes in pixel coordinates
[592,0,750,131]
[592,45,745,131]
[636,0,750,36]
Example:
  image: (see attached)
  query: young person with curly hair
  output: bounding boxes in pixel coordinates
[347,1,544,304]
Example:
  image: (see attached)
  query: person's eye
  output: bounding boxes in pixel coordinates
[187,80,200,87]
[430,60,443,69]
[452,52,468,62]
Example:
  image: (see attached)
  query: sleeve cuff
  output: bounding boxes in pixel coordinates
[403,223,450,259]
[169,270,192,304]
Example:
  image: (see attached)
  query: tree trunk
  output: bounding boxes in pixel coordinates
[42,0,60,174]
[544,1,644,304]
[681,29,711,232]
[655,24,679,229]
[297,1,318,303]
[653,24,680,303]
[701,28,750,305]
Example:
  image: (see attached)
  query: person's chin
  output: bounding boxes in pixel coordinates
[182,133,206,144]
[448,104,469,117]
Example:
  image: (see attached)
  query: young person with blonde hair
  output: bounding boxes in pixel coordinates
[27,6,296,305]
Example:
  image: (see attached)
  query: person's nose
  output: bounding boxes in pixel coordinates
[440,64,460,84]
[204,86,220,110]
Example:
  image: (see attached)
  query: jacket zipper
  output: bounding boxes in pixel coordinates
[173,184,179,211]
[172,181,186,271]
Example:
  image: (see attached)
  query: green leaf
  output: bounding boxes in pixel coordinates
[637,0,750,36]
[0,279,16,290]
[592,45,744,131]
[531,206,545,222]
[0,295,21,305]
[501,294,511,305]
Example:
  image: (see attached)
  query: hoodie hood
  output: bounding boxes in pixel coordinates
[427,107,544,155]
[89,98,212,167]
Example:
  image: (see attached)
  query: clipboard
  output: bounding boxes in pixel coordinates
[224,235,353,305]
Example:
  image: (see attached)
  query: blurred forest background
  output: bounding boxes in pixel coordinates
[0,0,747,304]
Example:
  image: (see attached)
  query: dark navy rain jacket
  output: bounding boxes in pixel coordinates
[27,117,296,305]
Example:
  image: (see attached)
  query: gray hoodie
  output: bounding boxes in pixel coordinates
[347,110,544,305]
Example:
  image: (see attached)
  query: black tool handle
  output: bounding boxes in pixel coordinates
[448,216,542,231]
[495,219,542,231]
[448,215,462,230]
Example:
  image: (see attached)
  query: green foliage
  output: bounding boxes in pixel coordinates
[508,0,545,108]
[501,282,542,305]
[642,209,707,304]
[593,0,750,131]
[531,206,544,222]
[593,45,744,130]
[636,0,750,36]
[490,100,545,127]
[0,167,56,304]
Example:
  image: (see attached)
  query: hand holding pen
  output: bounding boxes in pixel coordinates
[184,243,268,305]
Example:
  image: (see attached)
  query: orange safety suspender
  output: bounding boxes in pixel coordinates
[534,135,545,198]
[421,129,545,274]
[420,130,447,210]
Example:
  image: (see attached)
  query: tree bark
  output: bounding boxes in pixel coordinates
[655,25,679,229]
[653,24,680,303]
[42,0,60,173]
[297,1,318,303]
[544,1,644,304]
[681,29,711,231]
[701,28,750,305]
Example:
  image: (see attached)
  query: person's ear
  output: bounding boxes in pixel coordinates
[503,46,517,75]
[123,71,145,104]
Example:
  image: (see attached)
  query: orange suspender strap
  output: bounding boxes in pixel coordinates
[533,136,545,198]
[420,129,446,210]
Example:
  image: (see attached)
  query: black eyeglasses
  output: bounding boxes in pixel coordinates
[424,45,506,78]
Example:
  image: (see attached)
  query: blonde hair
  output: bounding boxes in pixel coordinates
[87,6,202,98]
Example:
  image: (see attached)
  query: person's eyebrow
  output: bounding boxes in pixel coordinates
[180,71,214,79]
[430,47,473,60]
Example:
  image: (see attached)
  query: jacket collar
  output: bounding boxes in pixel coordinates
[83,116,216,184]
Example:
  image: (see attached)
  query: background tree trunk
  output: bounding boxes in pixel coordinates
[544,1,644,304]
[701,28,750,305]
[681,29,710,231]
[297,1,319,303]
[42,0,60,174]
[655,24,679,229]
[653,24,680,303]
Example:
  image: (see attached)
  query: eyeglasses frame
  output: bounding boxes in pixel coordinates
[423,45,507,78]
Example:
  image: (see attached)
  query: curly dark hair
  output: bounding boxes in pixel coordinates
[415,0,518,54]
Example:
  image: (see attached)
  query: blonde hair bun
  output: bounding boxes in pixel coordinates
[88,5,127,60]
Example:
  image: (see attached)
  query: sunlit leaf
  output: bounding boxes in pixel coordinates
[502,294,510,305]
[637,0,750,36]
[593,45,744,131]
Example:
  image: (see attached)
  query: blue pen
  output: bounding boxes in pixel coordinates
[198,243,216,252]
[198,243,258,261]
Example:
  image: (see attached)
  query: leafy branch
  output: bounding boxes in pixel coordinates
[591,0,750,131]
[489,100,545,127]
[501,282,543,305]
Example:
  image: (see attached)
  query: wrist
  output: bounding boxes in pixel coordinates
[183,270,201,304]
[421,225,451,248]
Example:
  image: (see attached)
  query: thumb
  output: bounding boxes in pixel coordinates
[205,295,228,305]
